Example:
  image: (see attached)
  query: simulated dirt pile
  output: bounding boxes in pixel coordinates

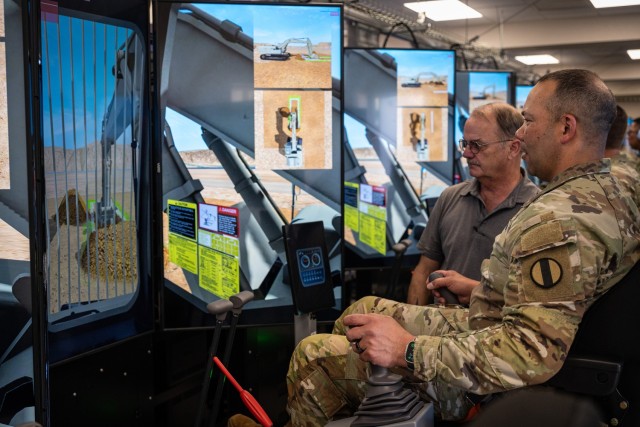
[80,221,138,282]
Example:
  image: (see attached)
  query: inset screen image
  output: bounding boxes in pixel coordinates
[396,107,449,162]
[254,89,332,170]
[383,49,454,108]
[468,71,511,111]
[253,6,338,89]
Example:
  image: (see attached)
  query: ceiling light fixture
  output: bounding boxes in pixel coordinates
[628,49,640,59]
[404,1,482,22]
[515,54,560,65]
[590,0,640,7]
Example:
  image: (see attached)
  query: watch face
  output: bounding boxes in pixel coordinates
[405,340,416,368]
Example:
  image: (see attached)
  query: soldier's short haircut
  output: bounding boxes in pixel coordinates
[605,105,628,150]
[471,102,524,141]
[537,69,616,142]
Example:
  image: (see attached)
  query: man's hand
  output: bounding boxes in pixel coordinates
[343,313,415,368]
[427,270,479,305]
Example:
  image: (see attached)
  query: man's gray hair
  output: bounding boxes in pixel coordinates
[471,102,523,140]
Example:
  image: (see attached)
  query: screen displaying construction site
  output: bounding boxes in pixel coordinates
[343,49,454,258]
[252,6,339,171]
[381,49,455,164]
[160,2,343,323]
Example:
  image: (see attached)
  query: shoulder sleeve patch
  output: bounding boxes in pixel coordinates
[521,245,575,302]
[521,221,563,252]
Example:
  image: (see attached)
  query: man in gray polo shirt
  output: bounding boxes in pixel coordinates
[407,102,539,305]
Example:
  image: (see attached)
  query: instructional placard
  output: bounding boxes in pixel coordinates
[168,200,198,273]
[168,200,197,240]
[358,212,386,255]
[197,203,240,299]
[358,184,387,255]
[344,182,359,232]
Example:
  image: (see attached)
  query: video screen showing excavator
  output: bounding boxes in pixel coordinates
[386,49,454,164]
[343,48,454,260]
[160,2,343,326]
[454,71,515,177]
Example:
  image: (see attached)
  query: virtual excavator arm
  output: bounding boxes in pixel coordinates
[401,71,445,88]
[472,84,496,100]
[260,37,318,61]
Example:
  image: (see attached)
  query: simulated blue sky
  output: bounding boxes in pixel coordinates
[469,72,510,94]
[42,17,125,148]
[166,109,208,152]
[344,114,370,150]
[516,85,534,108]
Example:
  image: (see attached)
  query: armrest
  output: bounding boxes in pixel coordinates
[547,356,622,397]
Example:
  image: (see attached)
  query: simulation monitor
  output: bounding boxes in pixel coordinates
[159,2,343,327]
[343,48,454,263]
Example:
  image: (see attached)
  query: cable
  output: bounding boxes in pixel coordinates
[382,22,419,48]
[450,43,469,70]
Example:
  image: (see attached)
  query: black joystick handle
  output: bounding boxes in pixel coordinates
[428,272,460,305]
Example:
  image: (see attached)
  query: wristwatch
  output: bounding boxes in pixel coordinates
[404,338,417,370]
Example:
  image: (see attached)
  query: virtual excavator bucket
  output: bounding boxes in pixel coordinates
[410,112,430,161]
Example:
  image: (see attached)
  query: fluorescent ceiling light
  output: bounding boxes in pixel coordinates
[628,49,640,59]
[515,54,559,65]
[404,1,482,21]
[590,0,640,8]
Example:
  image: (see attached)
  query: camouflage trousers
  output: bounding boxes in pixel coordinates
[286,296,474,427]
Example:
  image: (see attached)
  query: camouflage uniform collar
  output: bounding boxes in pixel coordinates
[530,159,611,202]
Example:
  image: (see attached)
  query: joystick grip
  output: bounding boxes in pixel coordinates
[428,272,460,305]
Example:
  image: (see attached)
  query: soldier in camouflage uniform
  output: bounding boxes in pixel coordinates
[285,69,640,426]
[605,105,640,210]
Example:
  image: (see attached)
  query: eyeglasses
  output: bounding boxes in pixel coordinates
[458,138,513,154]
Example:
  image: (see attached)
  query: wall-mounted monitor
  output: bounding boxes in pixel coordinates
[158,2,343,326]
[343,48,454,264]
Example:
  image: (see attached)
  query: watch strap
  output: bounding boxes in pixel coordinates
[404,337,417,370]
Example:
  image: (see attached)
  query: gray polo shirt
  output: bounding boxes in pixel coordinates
[417,170,539,280]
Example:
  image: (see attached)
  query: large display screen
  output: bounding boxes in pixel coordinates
[160,2,343,326]
[343,48,454,261]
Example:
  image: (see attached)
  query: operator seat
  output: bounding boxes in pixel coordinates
[544,260,640,426]
[465,260,640,427]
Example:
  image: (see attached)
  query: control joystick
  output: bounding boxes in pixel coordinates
[428,272,460,305]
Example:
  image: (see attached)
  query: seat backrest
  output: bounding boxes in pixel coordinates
[569,260,640,361]
[555,260,640,426]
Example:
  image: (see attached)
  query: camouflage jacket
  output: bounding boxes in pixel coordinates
[611,151,640,212]
[412,159,640,394]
